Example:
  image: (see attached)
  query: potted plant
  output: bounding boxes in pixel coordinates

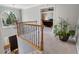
[54,20,75,41]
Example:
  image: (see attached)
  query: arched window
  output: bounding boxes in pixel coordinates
[1,10,16,26]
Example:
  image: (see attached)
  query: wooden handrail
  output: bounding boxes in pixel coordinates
[17,22,43,27]
[16,21,44,52]
[18,21,38,24]
[24,24,43,27]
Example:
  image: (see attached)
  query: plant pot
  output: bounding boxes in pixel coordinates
[59,35,69,42]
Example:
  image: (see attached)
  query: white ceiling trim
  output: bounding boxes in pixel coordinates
[0,4,41,9]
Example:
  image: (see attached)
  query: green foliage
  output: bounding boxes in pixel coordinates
[2,18,6,26]
[6,15,12,25]
[6,11,16,25]
[54,20,75,37]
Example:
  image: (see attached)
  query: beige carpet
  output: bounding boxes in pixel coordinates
[43,27,77,54]
[18,27,77,54]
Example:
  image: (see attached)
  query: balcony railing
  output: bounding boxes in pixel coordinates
[16,21,44,51]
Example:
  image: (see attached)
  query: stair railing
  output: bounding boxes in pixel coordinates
[16,21,44,51]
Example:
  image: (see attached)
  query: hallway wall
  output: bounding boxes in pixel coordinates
[22,4,55,24]
[22,4,79,28]
[0,18,4,54]
[55,4,79,27]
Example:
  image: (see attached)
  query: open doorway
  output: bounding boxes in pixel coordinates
[41,7,54,28]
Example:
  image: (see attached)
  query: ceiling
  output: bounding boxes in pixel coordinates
[0,4,41,9]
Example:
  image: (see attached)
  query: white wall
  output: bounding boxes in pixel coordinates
[22,6,40,21]
[22,4,55,23]
[55,4,79,26]
[0,18,4,54]
[22,4,79,26]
